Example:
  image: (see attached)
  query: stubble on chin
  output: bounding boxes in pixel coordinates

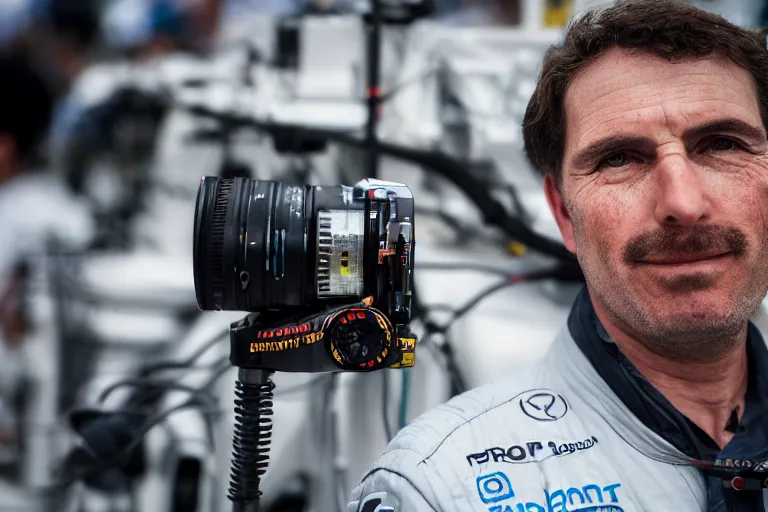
[621,297,750,362]
[586,249,762,363]
[573,223,758,363]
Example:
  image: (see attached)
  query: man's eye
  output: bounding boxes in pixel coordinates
[710,137,737,151]
[602,152,628,168]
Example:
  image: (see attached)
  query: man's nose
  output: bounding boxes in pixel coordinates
[653,153,711,226]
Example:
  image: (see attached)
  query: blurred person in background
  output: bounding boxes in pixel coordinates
[20,0,105,164]
[0,54,55,346]
[102,0,191,58]
[34,0,100,94]
[0,0,41,48]
[6,0,102,99]
[0,53,94,451]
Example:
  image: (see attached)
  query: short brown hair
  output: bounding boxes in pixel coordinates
[522,0,768,182]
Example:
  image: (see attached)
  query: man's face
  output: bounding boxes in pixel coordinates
[545,48,768,358]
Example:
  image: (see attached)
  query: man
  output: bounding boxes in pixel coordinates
[0,52,93,308]
[348,1,768,511]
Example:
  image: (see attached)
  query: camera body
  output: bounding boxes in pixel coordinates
[193,177,416,372]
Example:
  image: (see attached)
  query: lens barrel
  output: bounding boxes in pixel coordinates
[195,176,414,316]
[194,177,312,311]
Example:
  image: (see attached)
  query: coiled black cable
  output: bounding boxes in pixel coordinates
[229,369,275,512]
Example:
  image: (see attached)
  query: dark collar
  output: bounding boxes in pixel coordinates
[567,286,768,462]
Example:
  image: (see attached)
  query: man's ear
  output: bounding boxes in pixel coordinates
[543,174,577,254]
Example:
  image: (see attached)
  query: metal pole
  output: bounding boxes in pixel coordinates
[522,0,544,30]
[365,0,382,179]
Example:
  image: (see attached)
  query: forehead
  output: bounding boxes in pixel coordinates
[563,48,762,154]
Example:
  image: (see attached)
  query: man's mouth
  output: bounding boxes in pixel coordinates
[637,251,734,266]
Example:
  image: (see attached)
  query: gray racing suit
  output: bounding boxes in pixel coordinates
[348,289,768,512]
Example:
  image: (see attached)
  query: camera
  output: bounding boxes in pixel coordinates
[193,176,417,373]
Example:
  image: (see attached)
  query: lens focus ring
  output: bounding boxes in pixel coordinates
[209,179,232,309]
[194,176,234,311]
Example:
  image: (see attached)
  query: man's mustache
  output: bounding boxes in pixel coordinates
[623,225,748,265]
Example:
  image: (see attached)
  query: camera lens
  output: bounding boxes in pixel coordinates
[194,176,368,312]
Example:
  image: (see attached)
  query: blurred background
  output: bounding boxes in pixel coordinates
[0,0,766,511]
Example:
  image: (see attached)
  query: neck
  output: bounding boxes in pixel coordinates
[593,300,749,449]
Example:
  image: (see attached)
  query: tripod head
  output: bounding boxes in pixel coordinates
[230,299,415,373]
[226,297,416,512]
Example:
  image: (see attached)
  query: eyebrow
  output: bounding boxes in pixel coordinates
[681,118,766,146]
[571,136,656,170]
[570,118,767,171]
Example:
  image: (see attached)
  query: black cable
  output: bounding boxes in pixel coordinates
[65,365,330,487]
[414,205,468,234]
[103,330,229,411]
[60,361,233,488]
[137,327,229,377]
[375,141,576,263]
[416,265,581,395]
[97,379,219,409]
[104,357,328,406]
[424,266,574,334]
[416,261,534,276]
[437,337,469,396]
[416,278,514,393]
[450,279,516,323]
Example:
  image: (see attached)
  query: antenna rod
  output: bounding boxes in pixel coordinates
[365,0,383,179]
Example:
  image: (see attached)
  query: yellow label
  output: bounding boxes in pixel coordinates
[507,241,528,256]
[340,257,350,275]
[544,0,572,27]
[392,353,415,368]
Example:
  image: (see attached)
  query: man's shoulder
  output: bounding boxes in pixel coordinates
[350,376,545,510]
[351,372,598,510]
[390,378,524,457]
[385,371,579,466]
